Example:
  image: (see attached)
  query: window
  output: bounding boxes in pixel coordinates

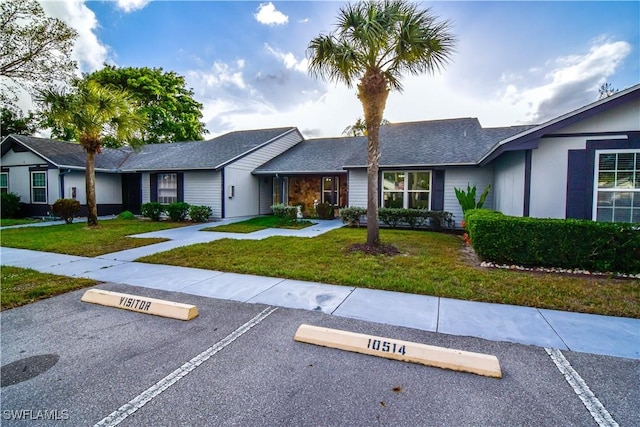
[0,172,7,194]
[157,173,177,204]
[382,171,431,209]
[273,177,288,205]
[322,177,339,205]
[31,171,47,203]
[594,150,640,223]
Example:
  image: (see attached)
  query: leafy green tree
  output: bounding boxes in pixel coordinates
[308,0,455,246]
[342,117,390,137]
[1,106,38,138]
[87,65,208,144]
[37,81,148,226]
[0,0,77,105]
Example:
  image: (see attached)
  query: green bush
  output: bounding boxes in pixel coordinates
[378,208,404,228]
[427,210,454,229]
[189,205,212,222]
[316,202,334,219]
[1,193,21,218]
[51,198,81,224]
[454,184,491,214]
[118,210,136,220]
[465,209,640,274]
[339,207,366,227]
[141,202,165,221]
[166,202,191,221]
[271,203,297,219]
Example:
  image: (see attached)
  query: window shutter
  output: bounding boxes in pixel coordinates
[431,170,445,211]
[566,150,588,219]
[150,173,158,202]
[177,173,184,202]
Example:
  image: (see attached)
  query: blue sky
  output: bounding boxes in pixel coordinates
[38,1,639,138]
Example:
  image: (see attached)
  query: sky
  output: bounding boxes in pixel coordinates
[32,0,640,139]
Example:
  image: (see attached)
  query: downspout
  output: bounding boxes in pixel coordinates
[221,168,225,219]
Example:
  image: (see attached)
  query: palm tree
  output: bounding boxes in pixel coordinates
[308,0,455,246]
[342,117,390,137]
[38,80,147,226]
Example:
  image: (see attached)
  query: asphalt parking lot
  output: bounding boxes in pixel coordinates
[1,282,638,427]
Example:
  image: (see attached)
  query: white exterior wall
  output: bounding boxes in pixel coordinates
[493,151,525,216]
[443,167,494,224]
[558,101,639,134]
[347,169,367,207]
[62,171,85,202]
[183,170,220,218]
[94,173,122,204]
[223,131,302,218]
[141,173,151,203]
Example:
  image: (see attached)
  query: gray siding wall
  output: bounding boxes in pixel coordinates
[183,170,220,218]
[224,130,302,218]
[141,173,151,203]
[258,176,273,215]
[443,167,494,225]
[493,151,525,217]
[347,169,367,207]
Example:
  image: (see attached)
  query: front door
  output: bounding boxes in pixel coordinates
[121,173,142,214]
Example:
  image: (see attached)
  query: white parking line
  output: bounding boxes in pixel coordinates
[94,306,278,427]
[545,348,619,427]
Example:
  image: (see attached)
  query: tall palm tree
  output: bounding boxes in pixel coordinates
[308,0,455,246]
[38,80,147,226]
[343,117,390,137]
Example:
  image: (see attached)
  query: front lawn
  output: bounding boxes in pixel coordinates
[204,216,313,233]
[1,218,48,227]
[137,228,640,318]
[0,219,187,257]
[1,266,97,310]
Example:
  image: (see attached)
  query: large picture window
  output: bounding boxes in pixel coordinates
[594,150,639,223]
[31,171,47,204]
[382,171,431,209]
[157,173,177,204]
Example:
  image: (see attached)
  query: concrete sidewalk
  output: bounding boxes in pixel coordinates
[1,218,638,360]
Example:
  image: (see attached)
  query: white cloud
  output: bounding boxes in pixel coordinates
[39,0,109,73]
[188,60,248,90]
[497,40,632,123]
[254,2,288,26]
[298,18,309,24]
[264,44,308,73]
[116,0,151,13]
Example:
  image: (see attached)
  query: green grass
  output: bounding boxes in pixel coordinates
[204,216,313,233]
[1,266,97,311]
[137,228,640,318]
[0,218,187,257]
[1,218,47,227]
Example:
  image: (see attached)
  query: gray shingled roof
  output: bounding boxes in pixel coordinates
[343,118,536,167]
[120,127,296,171]
[254,136,367,174]
[3,135,129,170]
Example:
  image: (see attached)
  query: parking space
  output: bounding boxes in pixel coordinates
[1,283,637,426]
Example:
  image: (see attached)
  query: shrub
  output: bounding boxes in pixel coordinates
[316,202,334,219]
[378,208,404,228]
[1,193,21,218]
[465,209,640,274]
[51,198,81,224]
[271,203,297,220]
[118,210,136,220]
[339,207,366,227]
[141,202,165,221]
[454,184,491,214]
[166,202,191,221]
[189,205,212,222]
[427,210,453,229]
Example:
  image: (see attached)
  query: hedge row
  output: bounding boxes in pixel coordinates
[339,207,453,229]
[464,209,640,274]
[140,202,212,222]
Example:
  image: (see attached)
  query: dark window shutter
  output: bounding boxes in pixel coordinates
[177,173,184,202]
[150,173,158,202]
[431,170,445,211]
[566,150,588,219]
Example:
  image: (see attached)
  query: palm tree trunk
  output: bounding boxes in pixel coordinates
[359,71,390,247]
[85,149,98,226]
